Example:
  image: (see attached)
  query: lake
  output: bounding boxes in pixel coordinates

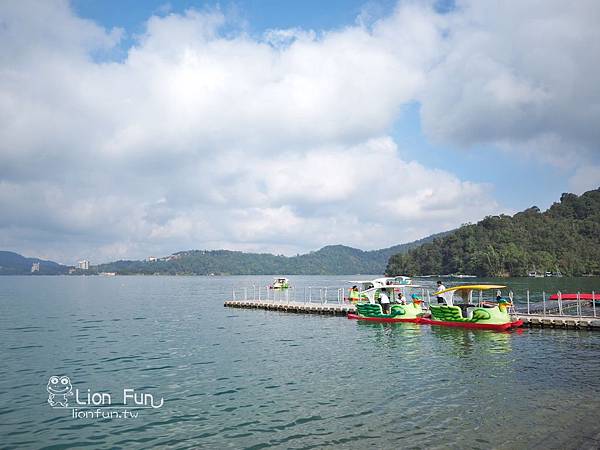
[1,275,599,449]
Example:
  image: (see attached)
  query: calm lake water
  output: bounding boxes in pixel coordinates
[1,275,600,449]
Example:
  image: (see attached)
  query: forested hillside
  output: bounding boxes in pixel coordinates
[386,188,600,277]
[0,251,68,275]
[94,232,448,276]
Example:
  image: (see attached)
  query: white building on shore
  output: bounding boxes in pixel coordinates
[77,260,89,270]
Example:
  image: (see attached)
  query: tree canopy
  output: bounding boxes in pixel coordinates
[386,188,600,277]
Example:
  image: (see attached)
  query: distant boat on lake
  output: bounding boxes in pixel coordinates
[269,277,290,289]
[529,269,562,277]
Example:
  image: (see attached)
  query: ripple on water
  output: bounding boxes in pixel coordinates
[2,276,600,450]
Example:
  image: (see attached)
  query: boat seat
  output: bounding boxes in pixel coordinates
[457,304,475,317]
[481,302,497,308]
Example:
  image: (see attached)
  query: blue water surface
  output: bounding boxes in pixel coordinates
[1,275,599,449]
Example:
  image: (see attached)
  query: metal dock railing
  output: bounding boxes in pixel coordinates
[225,287,600,329]
[225,285,355,315]
[512,290,600,329]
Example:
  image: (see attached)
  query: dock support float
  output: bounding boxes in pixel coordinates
[514,314,600,330]
[224,300,356,316]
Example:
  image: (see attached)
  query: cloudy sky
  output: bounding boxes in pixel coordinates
[1,0,599,264]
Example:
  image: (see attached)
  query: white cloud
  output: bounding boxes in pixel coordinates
[568,166,600,195]
[4,0,597,263]
[420,0,600,165]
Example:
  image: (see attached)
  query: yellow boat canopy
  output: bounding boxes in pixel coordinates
[433,285,507,304]
[433,284,506,296]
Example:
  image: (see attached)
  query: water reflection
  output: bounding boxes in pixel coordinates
[353,320,518,356]
[428,326,515,355]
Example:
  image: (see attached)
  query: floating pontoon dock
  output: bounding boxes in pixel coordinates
[225,286,600,330]
[224,301,600,329]
[224,300,355,315]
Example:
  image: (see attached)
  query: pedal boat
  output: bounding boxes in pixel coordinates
[269,277,290,290]
[548,293,596,301]
[347,278,423,323]
[420,284,523,331]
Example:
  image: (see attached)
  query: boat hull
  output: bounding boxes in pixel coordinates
[549,293,596,301]
[420,317,523,330]
[347,313,421,323]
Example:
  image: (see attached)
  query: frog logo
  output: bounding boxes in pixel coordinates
[47,376,73,407]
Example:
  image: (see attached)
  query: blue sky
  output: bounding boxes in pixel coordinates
[72,0,397,35]
[390,102,568,211]
[1,0,598,263]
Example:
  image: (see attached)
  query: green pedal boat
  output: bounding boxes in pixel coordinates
[347,278,424,323]
[421,284,523,330]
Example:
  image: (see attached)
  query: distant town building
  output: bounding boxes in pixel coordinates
[77,260,89,270]
[31,262,40,273]
[147,256,158,262]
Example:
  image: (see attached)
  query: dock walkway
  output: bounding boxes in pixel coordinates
[514,313,600,329]
[224,299,355,315]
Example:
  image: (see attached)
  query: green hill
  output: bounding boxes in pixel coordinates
[386,188,600,277]
[0,251,68,275]
[94,232,449,276]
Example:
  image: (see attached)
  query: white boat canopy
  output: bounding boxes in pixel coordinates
[347,277,421,304]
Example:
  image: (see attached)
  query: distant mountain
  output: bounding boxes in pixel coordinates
[94,231,450,276]
[0,231,449,276]
[386,188,600,277]
[0,251,68,275]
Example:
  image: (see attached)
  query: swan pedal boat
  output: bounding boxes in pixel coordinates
[347,302,424,323]
[420,284,523,331]
[347,277,423,323]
